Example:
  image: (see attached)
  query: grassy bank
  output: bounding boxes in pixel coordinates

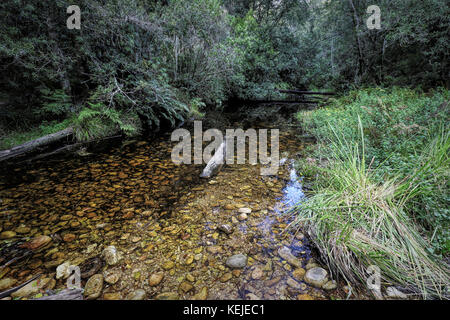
[291,87,449,299]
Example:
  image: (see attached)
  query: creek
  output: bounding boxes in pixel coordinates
[0,112,337,300]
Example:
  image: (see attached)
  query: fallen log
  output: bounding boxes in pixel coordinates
[0,127,73,162]
[22,143,82,163]
[0,274,42,299]
[15,134,122,165]
[34,288,83,300]
[241,100,320,105]
[200,138,226,178]
[278,90,336,96]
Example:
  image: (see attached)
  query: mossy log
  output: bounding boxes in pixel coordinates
[0,127,73,162]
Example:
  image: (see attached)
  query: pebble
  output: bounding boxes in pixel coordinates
[22,235,51,250]
[127,289,146,300]
[186,274,195,282]
[238,213,248,221]
[0,278,17,291]
[84,274,103,300]
[286,277,303,290]
[192,287,208,300]
[162,261,175,270]
[217,224,233,235]
[149,272,164,286]
[292,267,306,281]
[238,208,252,214]
[220,273,233,282]
[322,280,337,290]
[226,254,248,269]
[251,267,264,280]
[155,292,178,300]
[206,246,222,254]
[104,271,121,285]
[63,233,76,242]
[11,278,52,298]
[265,276,281,287]
[15,226,31,234]
[386,286,408,299]
[56,262,72,279]
[304,267,328,288]
[103,292,121,300]
[102,246,120,265]
[277,246,302,268]
[305,262,319,270]
[179,281,194,293]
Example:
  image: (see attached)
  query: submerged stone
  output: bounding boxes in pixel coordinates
[304,267,328,288]
[226,254,247,269]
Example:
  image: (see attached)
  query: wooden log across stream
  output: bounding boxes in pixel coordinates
[278,89,336,96]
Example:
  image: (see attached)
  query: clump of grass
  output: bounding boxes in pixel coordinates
[296,87,449,254]
[289,118,449,299]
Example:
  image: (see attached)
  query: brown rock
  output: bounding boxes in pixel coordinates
[251,267,264,280]
[292,267,306,281]
[21,235,51,250]
[149,272,164,286]
[220,273,233,282]
[103,292,121,300]
[0,231,16,239]
[63,233,76,242]
[179,281,193,293]
[192,287,208,300]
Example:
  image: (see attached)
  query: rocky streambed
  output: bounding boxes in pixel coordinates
[0,119,344,300]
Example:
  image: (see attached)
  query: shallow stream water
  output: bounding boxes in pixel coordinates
[0,119,337,300]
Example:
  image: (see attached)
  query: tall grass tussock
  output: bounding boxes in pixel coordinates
[291,88,449,299]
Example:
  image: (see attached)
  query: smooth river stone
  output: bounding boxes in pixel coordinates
[226,254,248,269]
[304,267,328,288]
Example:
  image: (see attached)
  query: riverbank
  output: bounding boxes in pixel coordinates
[290,87,449,299]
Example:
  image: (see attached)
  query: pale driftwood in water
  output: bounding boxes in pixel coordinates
[0,127,73,162]
[34,288,84,300]
[200,139,226,178]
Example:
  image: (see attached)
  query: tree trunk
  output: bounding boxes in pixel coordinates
[348,0,364,82]
[0,127,73,162]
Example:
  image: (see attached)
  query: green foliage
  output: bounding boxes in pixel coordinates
[296,87,450,255]
[289,120,450,298]
[36,88,72,117]
[73,102,139,142]
[189,98,206,119]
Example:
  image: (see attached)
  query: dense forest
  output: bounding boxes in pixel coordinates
[0,0,448,302]
[1,0,448,142]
